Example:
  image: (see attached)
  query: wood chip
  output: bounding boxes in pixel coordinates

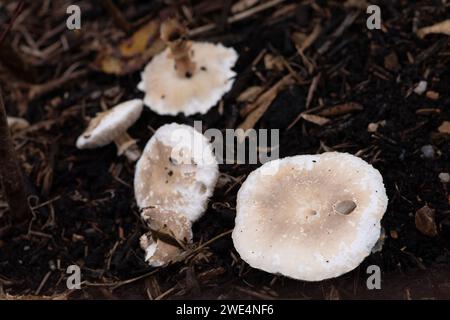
[231,0,259,14]
[437,121,450,134]
[318,102,363,117]
[415,205,438,237]
[237,86,264,103]
[300,113,330,126]
[425,91,439,100]
[417,20,450,38]
[384,52,400,72]
[264,53,284,71]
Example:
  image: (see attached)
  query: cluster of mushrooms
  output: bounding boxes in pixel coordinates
[76,19,388,281]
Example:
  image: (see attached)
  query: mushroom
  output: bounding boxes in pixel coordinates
[135,123,219,266]
[140,208,193,267]
[7,116,30,132]
[76,99,143,162]
[232,152,388,281]
[138,18,238,116]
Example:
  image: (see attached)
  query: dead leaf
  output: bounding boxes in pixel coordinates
[94,19,166,75]
[301,113,330,126]
[417,20,450,38]
[437,121,450,134]
[318,102,363,117]
[415,205,438,237]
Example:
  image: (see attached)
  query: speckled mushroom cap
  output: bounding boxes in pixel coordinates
[137,42,238,116]
[232,152,388,281]
[134,123,219,222]
[76,99,143,149]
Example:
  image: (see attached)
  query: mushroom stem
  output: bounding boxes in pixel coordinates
[114,132,141,162]
[160,18,196,78]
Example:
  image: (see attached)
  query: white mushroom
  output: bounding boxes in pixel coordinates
[140,208,193,267]
[7,116,30,132]
[232,152,388,281]
[138,19,238,116]
[76,99,143,162]
[135,123,219,265]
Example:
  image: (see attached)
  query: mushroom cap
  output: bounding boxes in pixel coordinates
[76,99,143,149]
[134,123,219,222]
[138,42,238,116]
[232,152,388,281]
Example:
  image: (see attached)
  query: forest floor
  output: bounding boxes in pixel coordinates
[0,0,449,299]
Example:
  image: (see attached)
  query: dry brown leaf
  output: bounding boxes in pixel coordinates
[417,20,450,38]
[119,20,161,57]
[437,121,450,134]
[301,113,330,126]
[238,75,294,131]
[415,205,438,237]
[318,102,363,117]
[94,19,166,75]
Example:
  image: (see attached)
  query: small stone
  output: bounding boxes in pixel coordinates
[421,145,434,159]
[367,122,379,132]
[415,205,438,237]
[414,81,427,95]
[438,172,450,183]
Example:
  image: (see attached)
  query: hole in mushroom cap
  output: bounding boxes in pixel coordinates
[333,200,357,215]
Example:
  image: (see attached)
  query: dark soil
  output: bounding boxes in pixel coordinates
[0,0,449,299]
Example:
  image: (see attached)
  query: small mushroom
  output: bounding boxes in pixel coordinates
[135,123,219,265]
[232,152,388,281]
[76,99,143,162]
[138,19,238,116]
[7,116,29,132]
[140,208,193,267]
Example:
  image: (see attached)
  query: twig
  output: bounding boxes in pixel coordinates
[316,11,359,56]
[0,0,25,46]
[100,0,132,33]
[0,88,32,225]
[287,73,321,130]
[189,0,287,36]
[28,69,89,100]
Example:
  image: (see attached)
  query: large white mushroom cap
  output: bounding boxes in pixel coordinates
[134,123,219,222]
[76,99,143,149]
[232,152,388,281]
[138,42,238,116]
